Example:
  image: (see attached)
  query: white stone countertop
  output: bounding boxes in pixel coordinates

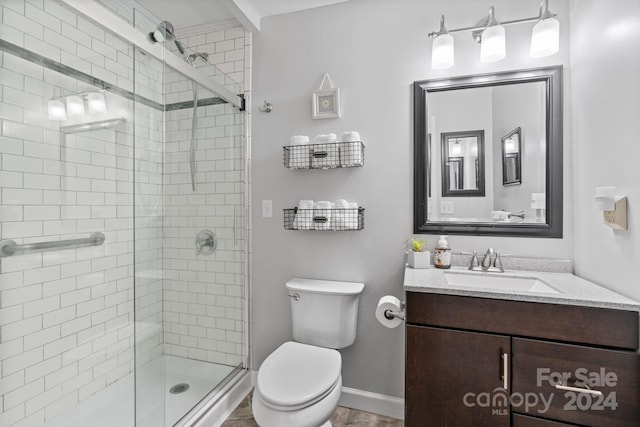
[403,266,640,312]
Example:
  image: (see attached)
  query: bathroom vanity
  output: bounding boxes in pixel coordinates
[403,266,640,427]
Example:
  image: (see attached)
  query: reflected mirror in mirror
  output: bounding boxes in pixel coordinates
[441,130,485,197]
[502,127,522,186]
[413,66,563,237]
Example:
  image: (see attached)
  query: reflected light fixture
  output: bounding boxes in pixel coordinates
[451,139,462,156]
[87,91,107,114]
[428,0,560,69]
[431,15,454,69]
[47,99,67,121]
[66,95,85,117]
[504,137,517,153]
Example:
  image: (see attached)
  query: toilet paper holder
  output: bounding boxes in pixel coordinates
[383,303,406,321]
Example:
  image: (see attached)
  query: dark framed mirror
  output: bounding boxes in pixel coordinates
[441,130,485,197]
[502,127,522,186]
[413,66,563,237]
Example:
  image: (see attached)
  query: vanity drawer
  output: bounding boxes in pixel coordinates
[512,338,640,427]
[406,292,639,349]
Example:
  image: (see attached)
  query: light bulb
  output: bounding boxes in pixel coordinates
[480,25,506,63]
[47,99,67,121]
[66,95,85,117]
[530,17,559,57]
[87,92,107,114]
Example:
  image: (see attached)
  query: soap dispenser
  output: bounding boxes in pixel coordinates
[434,235,451,269]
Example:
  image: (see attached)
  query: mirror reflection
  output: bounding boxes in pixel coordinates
[441,130,485,197]
[414,66,563,237]
[502,127,522,186]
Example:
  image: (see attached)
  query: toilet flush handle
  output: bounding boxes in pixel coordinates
[288,293,300,301]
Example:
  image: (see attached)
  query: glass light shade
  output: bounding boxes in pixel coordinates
[87,92,107,114]
[530,17,559,58]
[480,25,506,63]
[66,95,85,116]
[431,33,454,69]
[47,99,67,121]
[451,142,462,156]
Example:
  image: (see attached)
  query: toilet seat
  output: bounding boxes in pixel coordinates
[256,341,341,411]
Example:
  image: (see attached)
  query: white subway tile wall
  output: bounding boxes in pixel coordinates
[162,25,248,367]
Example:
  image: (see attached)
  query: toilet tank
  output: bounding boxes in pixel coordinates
[286,278,365,349]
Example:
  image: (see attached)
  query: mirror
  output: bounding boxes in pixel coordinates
[413,66,563,237]
[441,130,485,197]
[502,127,521,186]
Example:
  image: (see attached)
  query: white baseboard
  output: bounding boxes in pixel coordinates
[339,386,404,420]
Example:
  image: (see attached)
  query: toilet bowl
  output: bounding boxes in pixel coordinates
[252,278,364,427]
[252,342,342,427]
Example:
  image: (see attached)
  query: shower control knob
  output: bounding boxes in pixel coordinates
[195,229,216,255]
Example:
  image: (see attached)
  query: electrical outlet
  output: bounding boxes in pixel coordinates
[440,201,454,215]
[262,200,273,218]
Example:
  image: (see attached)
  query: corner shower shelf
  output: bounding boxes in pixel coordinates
[283,207,365,231]
[283,141,365,169]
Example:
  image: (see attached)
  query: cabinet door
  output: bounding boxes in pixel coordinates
[512,338,640,427]
[406,325,510,427]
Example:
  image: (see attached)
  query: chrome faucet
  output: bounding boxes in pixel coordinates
[508,210,525,219]
[481,248,495,268]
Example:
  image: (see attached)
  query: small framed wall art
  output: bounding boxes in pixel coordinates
[312,73,341,119]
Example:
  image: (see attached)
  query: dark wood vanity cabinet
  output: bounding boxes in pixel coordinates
[405,292,640,427]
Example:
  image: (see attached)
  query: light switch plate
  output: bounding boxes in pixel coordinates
[440,201,454,215]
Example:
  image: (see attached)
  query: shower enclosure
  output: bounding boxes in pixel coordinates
[0,1,249,426]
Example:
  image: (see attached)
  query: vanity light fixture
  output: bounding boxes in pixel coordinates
[431,15,454,69]
[479,7,506,63]
[530,0,560,57]
[428,0,560,69]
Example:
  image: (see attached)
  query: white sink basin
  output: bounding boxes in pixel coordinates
[444,272,561,294]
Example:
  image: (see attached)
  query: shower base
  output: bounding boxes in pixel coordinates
[44,355,236,427]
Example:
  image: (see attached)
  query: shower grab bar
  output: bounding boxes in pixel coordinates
[0,232,105,258]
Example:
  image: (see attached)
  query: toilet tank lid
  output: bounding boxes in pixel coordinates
[286,277,364,295]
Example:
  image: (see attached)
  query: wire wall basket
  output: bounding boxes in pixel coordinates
[284,207,365,231]
[283,141,364,169]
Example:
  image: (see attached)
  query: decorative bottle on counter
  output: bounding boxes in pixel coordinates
[434,235,451,269]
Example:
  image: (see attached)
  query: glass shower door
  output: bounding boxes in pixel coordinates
[132,6,247,426]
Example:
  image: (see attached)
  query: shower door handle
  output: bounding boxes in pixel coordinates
[233,206,238,246]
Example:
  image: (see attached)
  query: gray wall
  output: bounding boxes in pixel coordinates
[571,0,640,303]
[251,0,572,398]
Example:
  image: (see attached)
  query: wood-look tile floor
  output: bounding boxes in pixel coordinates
[221,390,404,427]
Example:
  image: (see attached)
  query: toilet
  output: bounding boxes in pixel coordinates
[252,277,365,427]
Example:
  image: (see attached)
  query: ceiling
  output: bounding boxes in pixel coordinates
[135,0,349,30]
